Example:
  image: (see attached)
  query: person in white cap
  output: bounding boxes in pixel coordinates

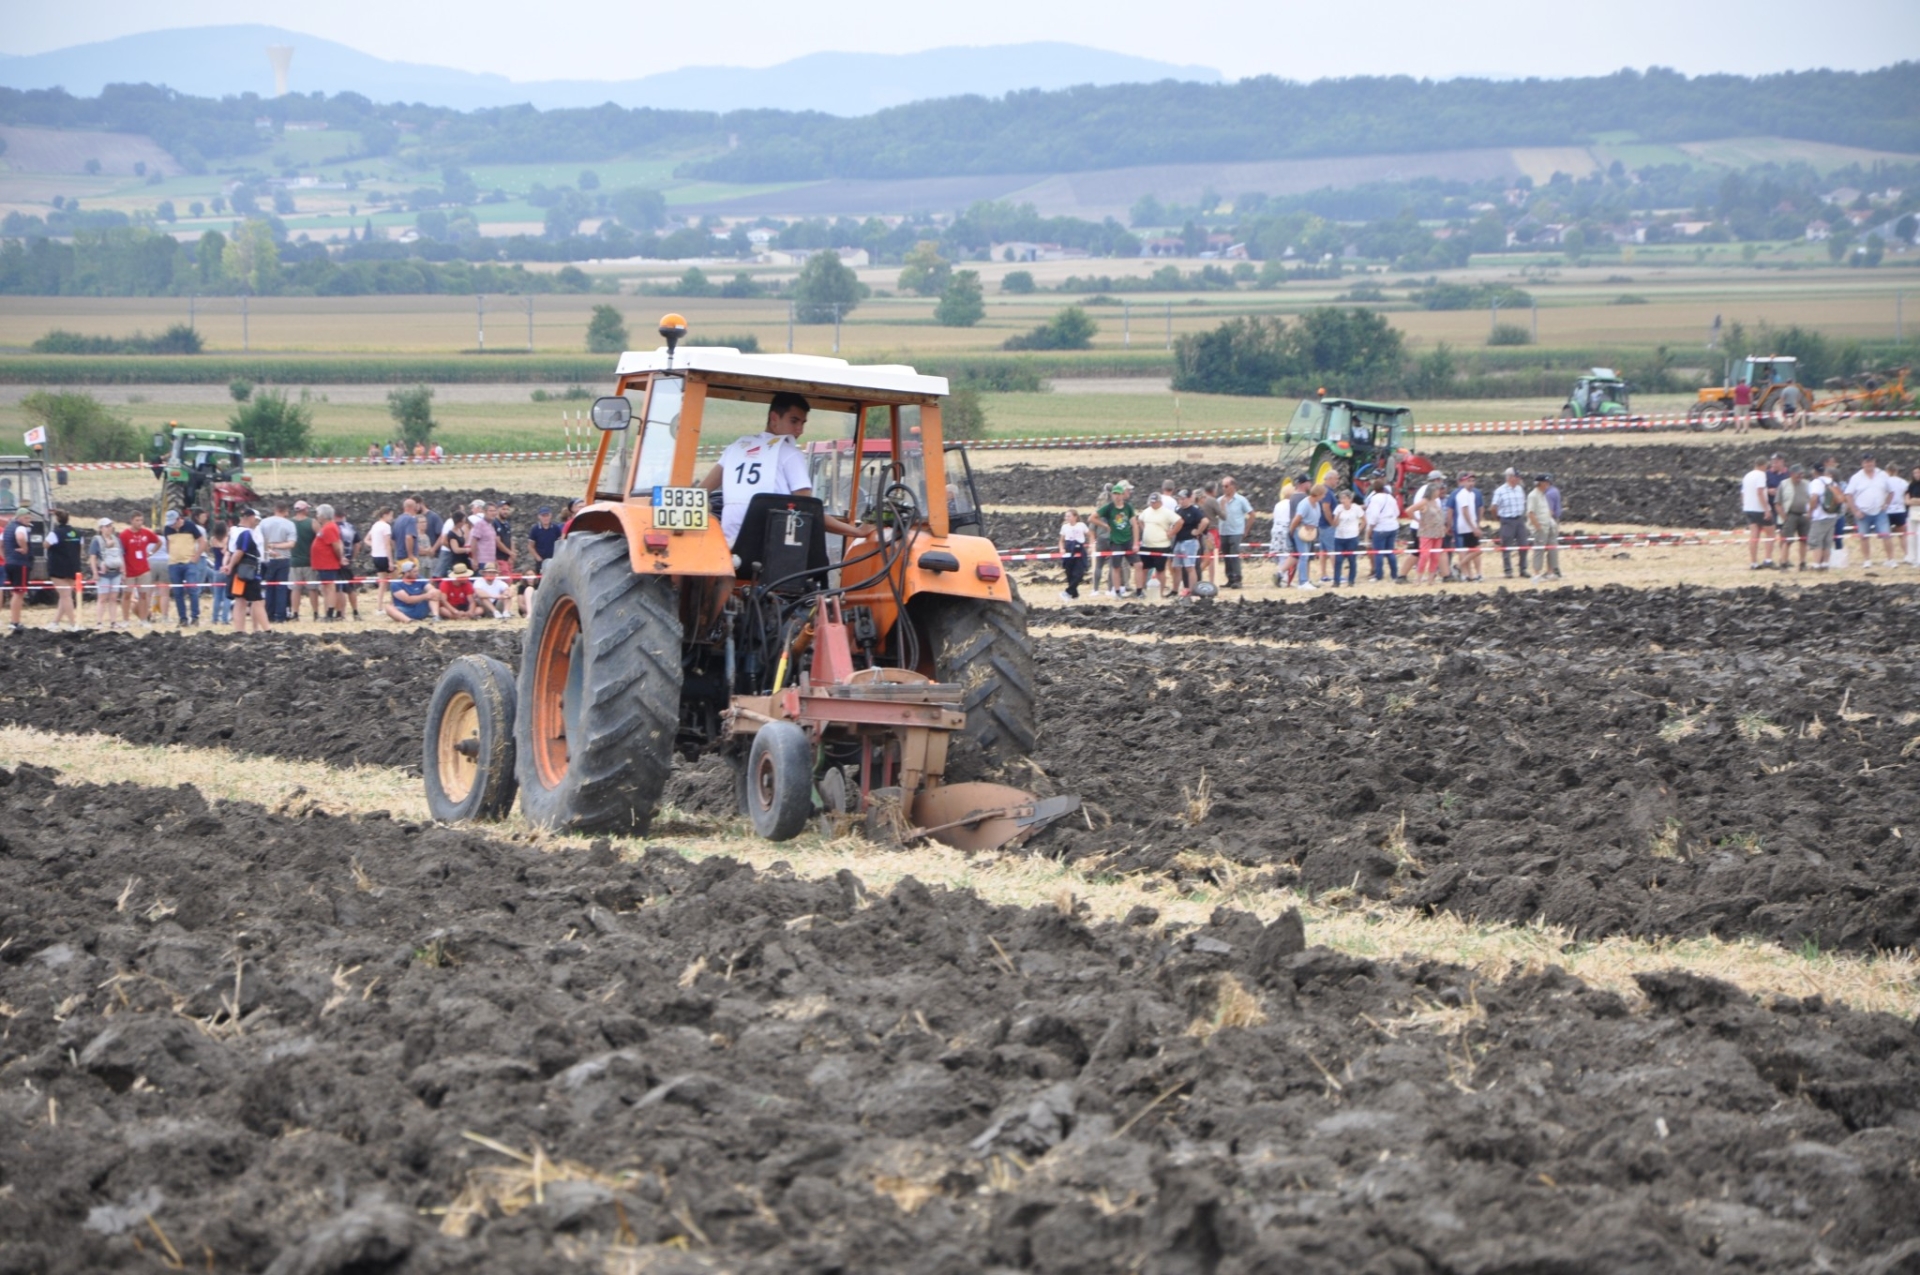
[88,518,125,628]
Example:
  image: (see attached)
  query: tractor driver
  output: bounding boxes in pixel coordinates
[700,392,873,548]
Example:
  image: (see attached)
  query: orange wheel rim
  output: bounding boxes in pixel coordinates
[435,690,480,803]
[531,597,581,789]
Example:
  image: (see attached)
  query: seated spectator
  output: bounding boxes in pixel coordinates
[437,563,482,619]
[472,561,512,618]
[384,560,439,624]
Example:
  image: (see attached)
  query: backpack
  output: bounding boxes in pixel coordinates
[1818,480,1843,515]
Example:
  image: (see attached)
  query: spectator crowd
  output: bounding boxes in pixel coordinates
[9,493,580,634]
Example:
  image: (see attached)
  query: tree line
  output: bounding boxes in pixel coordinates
[3,64,1915,180]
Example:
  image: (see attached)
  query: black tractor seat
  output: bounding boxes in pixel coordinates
[732,492,829,594]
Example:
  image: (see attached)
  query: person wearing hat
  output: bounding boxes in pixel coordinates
[86,517,125,628]
[384,559,440,624]
[224,508,270,634]
[472,560,512,618]
[1491,467,1530,578]
[1093,481,1138,598]
[1526,474,1562,581]
[437,562,481,620]
[163,506,207,626]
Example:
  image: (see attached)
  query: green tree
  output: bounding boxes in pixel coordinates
[229,379,253,403]
[222,220,279,293]
[578,169,601,190]
[1172,316,1292,395]
[896,241,951,297]
[941,387,987,440]
[792,251,864,323]
[1003,305,1098,351]
[228,389,313,456]
[1001,270,1036,294]
[586,304,629,353]
[933,270,985,327]
[386,385,437,447]
[611,187,667,231]
[1287,307,1406,392]
[195,229,227,285]
[20,391,142,462]
[1130,195,1165,228]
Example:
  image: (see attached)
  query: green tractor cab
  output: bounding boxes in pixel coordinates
[1562,368,1632,419]
[0,455,54,595]
[151,427,259,522]
[1279,396,1432,503]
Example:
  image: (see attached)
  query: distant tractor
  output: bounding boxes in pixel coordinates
[0,454,54,597]
[1689,355,1806,431]
[150,426,259,522]
[1561,368,1633,419]
[1279,395,1434,506]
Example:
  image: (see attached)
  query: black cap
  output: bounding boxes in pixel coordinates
[1536,473,1552,483]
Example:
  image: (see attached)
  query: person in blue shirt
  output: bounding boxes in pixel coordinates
[383,559,440,624]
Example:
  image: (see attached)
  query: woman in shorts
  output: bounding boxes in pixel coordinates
[88,518,126,628]
[225,509,269,634]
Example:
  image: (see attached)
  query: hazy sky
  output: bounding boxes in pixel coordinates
[5,0,1915,81]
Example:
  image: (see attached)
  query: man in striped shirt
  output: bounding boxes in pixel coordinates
[1491,467,1530,578]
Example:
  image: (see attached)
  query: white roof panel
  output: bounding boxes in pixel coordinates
[613,346,948,399]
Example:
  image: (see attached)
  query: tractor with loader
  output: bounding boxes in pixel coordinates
[1688,355,1807,430]
[421,317,1072,852]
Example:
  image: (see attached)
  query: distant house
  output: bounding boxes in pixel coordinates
[996,242,1086,262]
[1805,220,1832,241]
[1142,237,1185,257]
[1670,221,1713,238]
[1824,187,1862,207]
[746,228,776,247]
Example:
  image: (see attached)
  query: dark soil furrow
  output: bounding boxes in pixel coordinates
[1,765,1915,1273]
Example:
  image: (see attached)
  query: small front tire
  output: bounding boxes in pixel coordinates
[424,654,519,822]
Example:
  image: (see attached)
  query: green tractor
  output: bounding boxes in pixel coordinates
[150,426,260,523]
[0,454,55,598]
[1561,368,1633,419]
[1279,396,1434,505]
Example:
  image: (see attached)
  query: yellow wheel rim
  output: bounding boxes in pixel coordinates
[436,690,480,804]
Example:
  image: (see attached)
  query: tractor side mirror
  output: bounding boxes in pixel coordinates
[591,397,632,431]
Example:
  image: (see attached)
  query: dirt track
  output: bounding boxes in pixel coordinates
[2,763,1917,1273]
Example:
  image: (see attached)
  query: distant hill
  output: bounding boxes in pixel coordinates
[0,25,1220,116]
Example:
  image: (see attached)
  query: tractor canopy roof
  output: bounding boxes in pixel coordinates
[1746,355,1798,366]
[614,347,948,411]
[1579,368,1626,384]
[1317,397,1410,416]
[1286,396,1412,446]
[173,429,247,445]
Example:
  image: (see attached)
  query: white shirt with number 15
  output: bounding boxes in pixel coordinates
[718,432,812,543]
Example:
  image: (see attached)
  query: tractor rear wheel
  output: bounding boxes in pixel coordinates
[424,655,518,823]
[515,532,682,834]
[1689,403,1728,433]
[922,587,1037,777]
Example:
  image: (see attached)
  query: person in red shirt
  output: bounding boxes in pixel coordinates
[118,512,161,626]
[1732,378,1753,434]
[311,503,346,623]
[436,562,480,619]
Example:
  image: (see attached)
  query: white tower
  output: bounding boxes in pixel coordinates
[267,45,294,97]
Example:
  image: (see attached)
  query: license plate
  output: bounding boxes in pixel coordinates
[650,486,709,531]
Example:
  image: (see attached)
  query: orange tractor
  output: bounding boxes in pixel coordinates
[421,317,1070,850]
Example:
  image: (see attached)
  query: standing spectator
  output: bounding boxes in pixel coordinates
[1288,482,1325,591]
[206,519,233,626]
[335,509,361,620]
[1891,465,1914,566]
[1806,462,1841,570]
[88,518,126,628]
[44,509,84,630]
[1843,453,1899,568]
[1527,474,1562,580]
[1314,482,1338,583]
[1450,472,1485,581]
[437,563,481,619]
[1089,483,1114,596]
[259,502,296,622]
[165,507,206,625]
[1093,481,1138,598]
[1491,468,1530,578]
[1364,478,1402,582]
[1764,453,1789,529]
[224,508,269,635]
[1058,510,1089,602]
[1197,483,1223,586]
[311,504,346,620]
[1330,489,1362,587]
[1136,491,1178,598]
[1412,471,1449,585]
[527,506,563,574]
[1773,463,1812,571]
[1779,382,1807,431]
[492,501,516,570]
[119,512,160,626]
[4,507,33,631]
[145,513,177,623]
[472,561,512,618]
[437,514,472,580]
[385,559,439,624]
[289,500,322,621]
[392,499,420,566]
[467,502,498,569]
[1740,457,1772,569]
[1172,490,1208,597]
[1216,476,1252,589]
[186,508,214,617]
[419,499,446,564]
[367,507,396,596]
[1732,378,1753,433]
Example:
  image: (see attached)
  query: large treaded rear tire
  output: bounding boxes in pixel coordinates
[922,586,1037,776]
[515,532,682,834]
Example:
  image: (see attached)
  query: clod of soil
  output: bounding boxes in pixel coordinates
[2,765,1916,1273]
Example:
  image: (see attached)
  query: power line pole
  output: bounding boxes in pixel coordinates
[476,294,486,351]
[833,304,841,355]
[525,295,535,352]
[1123,298,1131,348]
[242,290,249,352]
[787,302,794,353]
[1164,301,1172,350]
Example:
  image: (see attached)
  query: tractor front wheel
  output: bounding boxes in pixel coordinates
[515,532,682,834]
[921,589,1037,778]
[743,721,814,842]
[424,655,518,823]
[1689,403,1729,433]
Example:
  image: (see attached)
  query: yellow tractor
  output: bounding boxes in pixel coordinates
[1689,355,1807,430]
[422,317,1070,850]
